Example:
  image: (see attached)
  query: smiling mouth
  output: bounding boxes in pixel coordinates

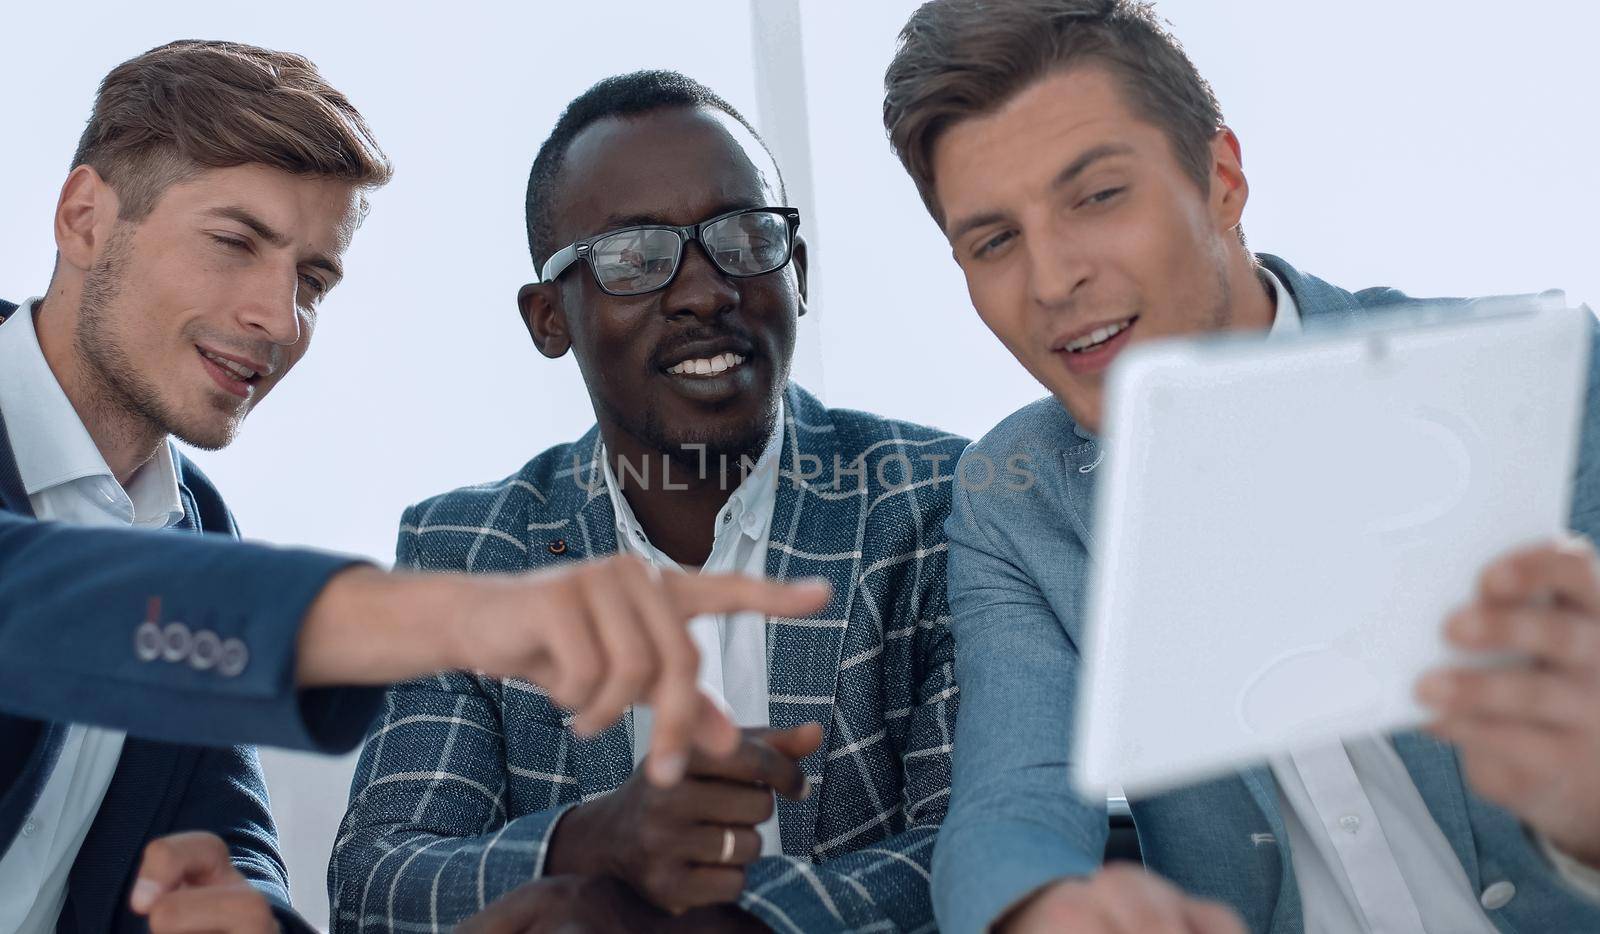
[198,347,261,381]
[1061,316,1138,354]
[665,351,747,377]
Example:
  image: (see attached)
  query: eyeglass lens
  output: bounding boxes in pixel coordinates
[589,210,790,294]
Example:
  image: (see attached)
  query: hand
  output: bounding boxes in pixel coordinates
[546,723,822,914]
[455,877,769,934]
[454,876,667,933]
[998,865,1245,934]
[298,558,832,785]
[129,831,279,933]
[1419,535,1600,866]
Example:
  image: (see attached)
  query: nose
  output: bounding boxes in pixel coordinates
[237,264,304,347]
[660,239,739,322]
[1026,224,1093,311]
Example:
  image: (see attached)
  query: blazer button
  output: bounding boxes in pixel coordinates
[161,622,192,662]
[548,539,567,555]
[218,638,249,677]
[1480,880,1516,910]
[189,630,222,670]
[134,621,163,661]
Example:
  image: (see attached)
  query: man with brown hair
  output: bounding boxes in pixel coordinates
[0,41,828,933]
[883,1,1600,932]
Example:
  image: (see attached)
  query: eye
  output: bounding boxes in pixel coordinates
[973,229,1017,260]
[210,234,249,251]
[299,273,327,296]
[1080,187,1125,208]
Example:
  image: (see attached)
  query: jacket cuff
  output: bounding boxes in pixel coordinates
[932,820,1097,934]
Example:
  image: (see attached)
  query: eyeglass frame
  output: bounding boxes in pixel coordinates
[538,206,802,297]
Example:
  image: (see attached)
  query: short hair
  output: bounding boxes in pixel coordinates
[883,0,1224,226]
[73,39,392,221]
[525,69,782,272]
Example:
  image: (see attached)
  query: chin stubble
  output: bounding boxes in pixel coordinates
[75,227,242,452]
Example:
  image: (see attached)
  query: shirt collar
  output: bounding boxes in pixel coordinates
[602,398,785,555]
[1263,266,1304,338]
[0,298,184,527]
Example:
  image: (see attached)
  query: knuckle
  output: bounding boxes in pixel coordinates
[641,863,679,899]
[714,873,745,902]
[737,828,762,860]
[639,821,674,852]
[615,656,652,689]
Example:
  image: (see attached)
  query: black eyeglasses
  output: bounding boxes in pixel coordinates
[540,206,801,297]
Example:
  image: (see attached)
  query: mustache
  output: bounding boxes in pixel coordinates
[650,325,758,368]
[186,327,286,374]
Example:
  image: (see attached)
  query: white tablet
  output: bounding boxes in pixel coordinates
[1073,302,1592,796]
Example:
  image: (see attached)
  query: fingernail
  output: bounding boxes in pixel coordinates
[130,879,160,913]
[800,776,812,800]
[651,751,686,786]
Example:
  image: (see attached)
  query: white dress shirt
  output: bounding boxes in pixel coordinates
[1260,270,1598,931]
[602,401,785,855]
[0,298,184,933]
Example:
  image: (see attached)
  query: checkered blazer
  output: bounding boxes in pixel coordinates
[329,385,966,933]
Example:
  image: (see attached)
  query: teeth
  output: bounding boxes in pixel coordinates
[668,352,746,376]
[201,349,257,380]
[1064,318,1134,353]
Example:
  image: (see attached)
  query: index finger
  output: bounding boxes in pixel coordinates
[131,832,238,913]
[688,731,809,799]
[1480,536,1600,613]
[668,574,832,619]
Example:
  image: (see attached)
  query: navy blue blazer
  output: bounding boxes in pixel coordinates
[0,298,382,931]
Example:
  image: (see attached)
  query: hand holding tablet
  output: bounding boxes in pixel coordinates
[1074,302,1592,796]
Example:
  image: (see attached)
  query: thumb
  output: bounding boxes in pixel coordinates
[764,722,824,760]
[130,831,237,914]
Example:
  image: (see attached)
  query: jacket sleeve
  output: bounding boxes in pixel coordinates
[931,448,1108,934]
[170,744,319,934]
[327,673,580,932]
[0,509,380,752]
[328,505,578,932]
[739,525,959,932]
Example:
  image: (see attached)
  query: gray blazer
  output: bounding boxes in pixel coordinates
[932,255,1600,933]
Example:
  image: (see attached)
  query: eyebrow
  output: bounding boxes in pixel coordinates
[945,143,1136,242]
[204,205,344,283]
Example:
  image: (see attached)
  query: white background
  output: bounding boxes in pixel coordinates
[2,1,1595,928]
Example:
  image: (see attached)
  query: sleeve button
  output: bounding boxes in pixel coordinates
[134,622,163,661]
[160,622,192,662]
[218,638,249,677]
[189,630,222,670]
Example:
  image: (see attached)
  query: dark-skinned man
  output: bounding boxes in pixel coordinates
[329,71,965,932]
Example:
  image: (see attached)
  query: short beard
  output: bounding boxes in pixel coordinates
[75,225,240,453]
[610,393,781,486]
[1205,237,1236,331]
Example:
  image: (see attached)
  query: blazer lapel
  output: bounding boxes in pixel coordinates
[0,407,33,518]
[763,386,855,858]
[1235,765,1305,933]
[522,429,636,796]
[1391,729,1482,889]
[0,405,73,855]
